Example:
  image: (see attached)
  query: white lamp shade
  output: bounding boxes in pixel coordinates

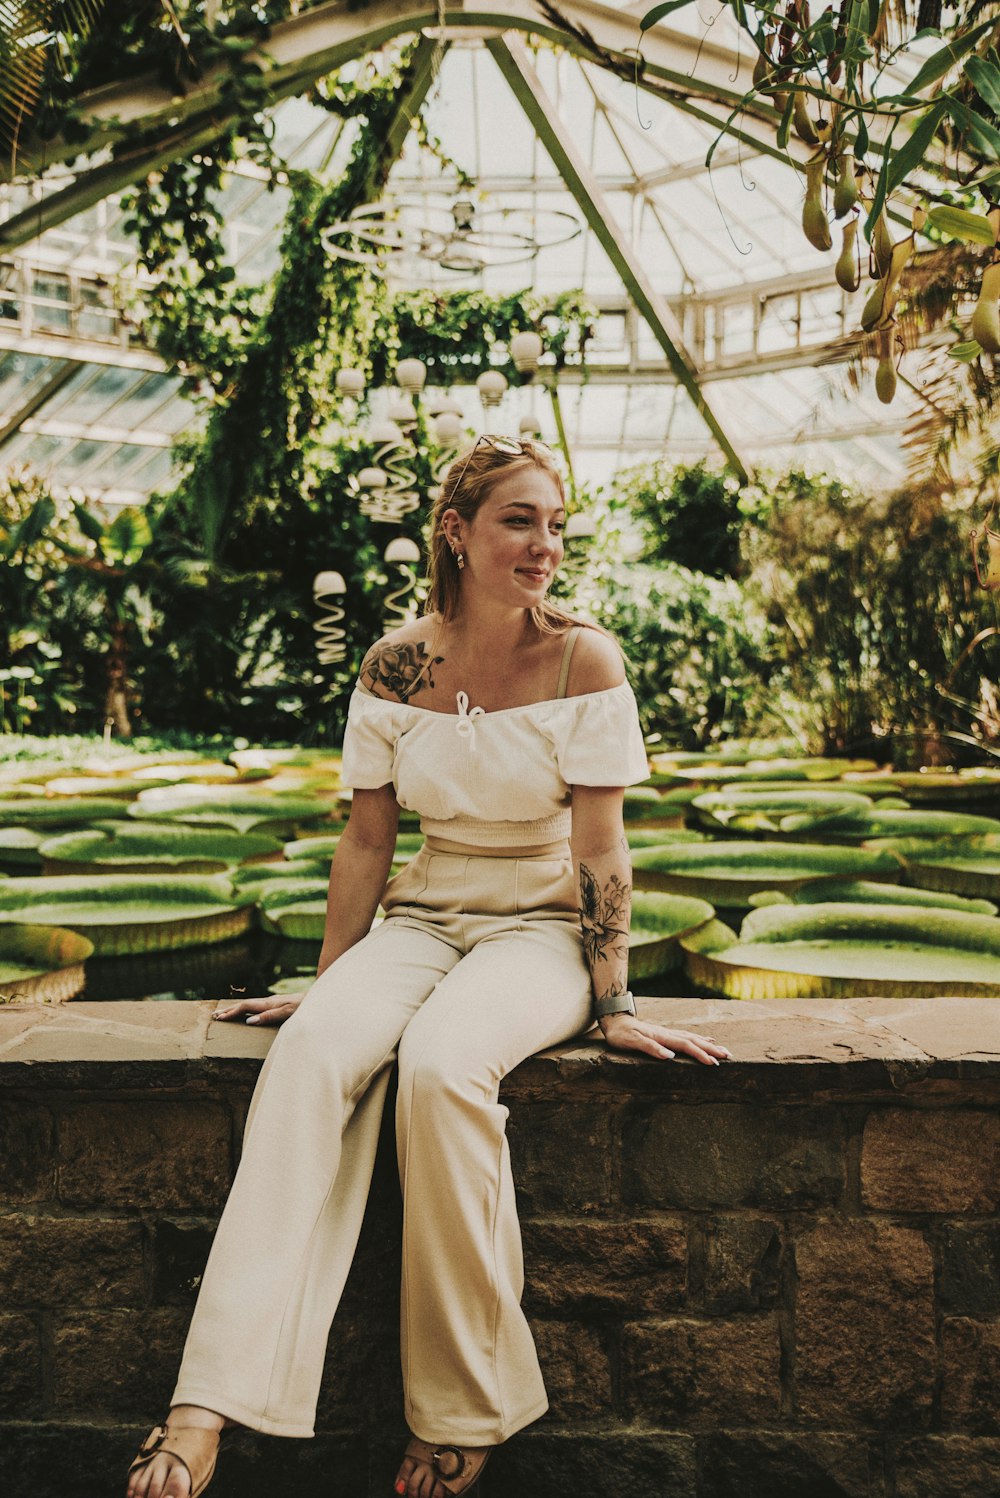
[313,570,347,595]
[358,466,388,489]
[510,330,543,373]
[439,394,463,416]
[518,414,541,437]
[477,370,508,407]
[384,537,422,564]
[335,367,365,396]
[386,393,418,425]
[564,513,596,540]
[368,420,404,445]
[395,358,427,394]
[434,411,464,444]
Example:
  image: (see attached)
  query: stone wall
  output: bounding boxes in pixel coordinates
[2,996,1000,1498]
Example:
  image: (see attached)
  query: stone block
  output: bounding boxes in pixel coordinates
[0,1314,43,1415]
[941,1318,1000,1433]
[0,1213,144,1308]
[214,1431,369,1497]
[152,1218,218,1305]
[315,1310,403,1430]
[938,1224,1000,1316]
[795,1221,934,1426]
[529,1319,613,1421]
[698,1432,881,1498]
[52,1307,188,1415]
[0,1421,147,1498]
[59,1099,231,1209]
[894,1436,1000,1498]
[507,1102,613,1213]
[0,1100,54,1203]
[621,1103,844,1210]
[521,1217,686,1315]
[695,1215,782,1313]
[484,1430,697,1498]
[621,1315,781,1425]
[861,1109,1000,1213]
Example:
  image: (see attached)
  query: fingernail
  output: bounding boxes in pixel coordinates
[246,1015,260,1024]
[395,1483,406,1495]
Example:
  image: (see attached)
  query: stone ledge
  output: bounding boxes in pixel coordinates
[1,997,999,1097]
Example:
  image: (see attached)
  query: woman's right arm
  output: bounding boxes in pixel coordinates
[213,783,399,1025]
[317,782,400,977]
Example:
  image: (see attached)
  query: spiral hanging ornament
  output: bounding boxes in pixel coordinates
[312,571,348,666]
[382,537,422,631]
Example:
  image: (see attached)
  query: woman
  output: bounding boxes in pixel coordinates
[126,435,730,1498]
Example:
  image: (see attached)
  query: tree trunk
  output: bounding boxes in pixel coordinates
[104,617,132,739]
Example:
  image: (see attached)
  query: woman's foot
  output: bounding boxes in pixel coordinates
[394,1436,492,1498]
[126,1406,228,1498]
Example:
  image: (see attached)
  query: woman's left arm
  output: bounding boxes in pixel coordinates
[570,786,730,1066]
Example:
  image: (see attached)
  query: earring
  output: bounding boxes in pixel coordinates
[453,549,465,570]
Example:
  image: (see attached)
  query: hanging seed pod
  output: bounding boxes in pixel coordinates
[793,94,821,145]
[875,331,897,405]
[802,157,832,252]
[861,279,887,332]
[832,152,857,219]
[872,211,894,279]
[835,217,861,292]
[971,262,1000,354]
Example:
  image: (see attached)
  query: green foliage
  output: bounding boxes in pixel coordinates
[607,458,758,579]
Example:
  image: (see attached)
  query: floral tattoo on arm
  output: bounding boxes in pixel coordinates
[360,641,444,700]
[579,862,631,971]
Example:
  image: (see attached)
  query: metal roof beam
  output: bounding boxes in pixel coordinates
[0,358,77,447]
[487,31,747,480]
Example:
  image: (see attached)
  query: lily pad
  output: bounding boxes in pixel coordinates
[629,893,715,979]
[0,875,256,956]
[691,788,873,834]
[0,923,94,1004]
[0,828,45,871]
[129,788,338,837]
[0,797,130,827]
[866,835,1000,899]
[820,810,1000,843]
[683,904,1000,999]
[749,878,997,917]
[631,840,900,908]
[38,821,284,875]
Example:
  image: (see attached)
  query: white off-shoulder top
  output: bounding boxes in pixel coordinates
[340,676,649,848]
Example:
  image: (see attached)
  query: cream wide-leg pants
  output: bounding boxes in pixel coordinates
[172,842,593,1444]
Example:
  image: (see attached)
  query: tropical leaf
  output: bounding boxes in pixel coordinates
[0,921,93,1004]
[0,796,130,826]
[631,839,900,907]
[751,877,996,916]
[867,834,1000,898]
[38,820,284,873]
[629,892,714,979]
[691,788,873,834]
[0,874,255,955]
[683,903,1000,998]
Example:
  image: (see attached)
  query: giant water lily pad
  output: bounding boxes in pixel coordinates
[0,875,255,956]
[38,821,284,875]
[691,789,874,835]
[0,923,94,1004]
[630,840,900,908]
[0,797,130,827]
[790,809,1000,844]
[129,788,338,836]
[842,770,1000,804]
[866,835,1000,899]
[42,775,172,797]
[750,878,997,918]
[256,880,330,936]
[629,893,715,979]
[669,758,880,786]
[0,828,45,871]
[682,904,1000,999]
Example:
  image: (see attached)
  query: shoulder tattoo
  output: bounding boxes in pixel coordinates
[360,639,445,700]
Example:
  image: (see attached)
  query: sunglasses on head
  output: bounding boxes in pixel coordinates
[450,433,553,497]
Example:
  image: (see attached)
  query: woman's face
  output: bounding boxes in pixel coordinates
[447,466,565,611]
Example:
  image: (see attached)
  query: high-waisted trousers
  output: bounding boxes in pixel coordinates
[172,841,593,1444]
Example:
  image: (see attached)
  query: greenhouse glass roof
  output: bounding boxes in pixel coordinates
[0,0,941,504]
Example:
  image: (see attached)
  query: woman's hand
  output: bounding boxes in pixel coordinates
[599,1013,731,1065]
[211,996,301,1027]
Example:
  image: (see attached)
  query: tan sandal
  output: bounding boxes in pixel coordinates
[127,1423,221,1498]
[397,1436,492,1497]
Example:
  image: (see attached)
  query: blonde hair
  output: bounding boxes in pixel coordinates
[425,437,582,636]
